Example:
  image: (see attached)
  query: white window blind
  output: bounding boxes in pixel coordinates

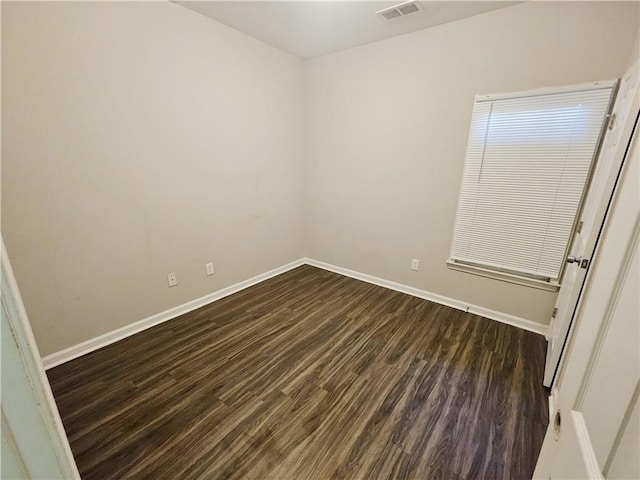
[449,82,615,284]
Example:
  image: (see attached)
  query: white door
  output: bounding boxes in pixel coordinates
[0,239,79,479]
[534,105,639,479]
[544,61,640,387]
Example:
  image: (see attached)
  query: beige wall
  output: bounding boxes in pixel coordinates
[3,1,638,357]
[305,1,640,325]
[629,32,640,67]
[1,2,305,356]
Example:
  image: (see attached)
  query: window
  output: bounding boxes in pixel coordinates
[448,81,616,290]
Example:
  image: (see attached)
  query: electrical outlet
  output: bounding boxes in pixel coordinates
[206,262,214,276]
[167,272,177,287]
[411,259,420,271]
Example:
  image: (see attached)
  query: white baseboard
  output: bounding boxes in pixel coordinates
[43,256,548,370]
[304,258,549,336]
[42,258,306,370]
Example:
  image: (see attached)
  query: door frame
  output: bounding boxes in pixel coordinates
[1,238,80,478]
[544,66,640,387]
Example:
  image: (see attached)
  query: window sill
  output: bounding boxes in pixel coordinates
[446,260,561,292]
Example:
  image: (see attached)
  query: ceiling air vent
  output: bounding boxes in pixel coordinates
[376,1,422,22]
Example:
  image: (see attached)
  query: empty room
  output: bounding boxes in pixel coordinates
[1,1,639,479]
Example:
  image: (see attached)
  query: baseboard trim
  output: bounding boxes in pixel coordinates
[43,256,548,369]
[42,258,306,370]
[304,258,548,336]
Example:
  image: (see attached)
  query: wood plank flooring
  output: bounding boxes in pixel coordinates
[48,265,549,480]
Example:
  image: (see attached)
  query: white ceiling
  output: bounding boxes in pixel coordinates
[174,1,520,59]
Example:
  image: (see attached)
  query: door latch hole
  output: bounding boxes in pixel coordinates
[553,409,561,440]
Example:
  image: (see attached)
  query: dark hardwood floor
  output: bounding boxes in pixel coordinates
[48,265,549,480]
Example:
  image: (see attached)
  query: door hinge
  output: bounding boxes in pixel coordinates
[576,220,584,234]
[607,113,617,131]
[551,307,558,319]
